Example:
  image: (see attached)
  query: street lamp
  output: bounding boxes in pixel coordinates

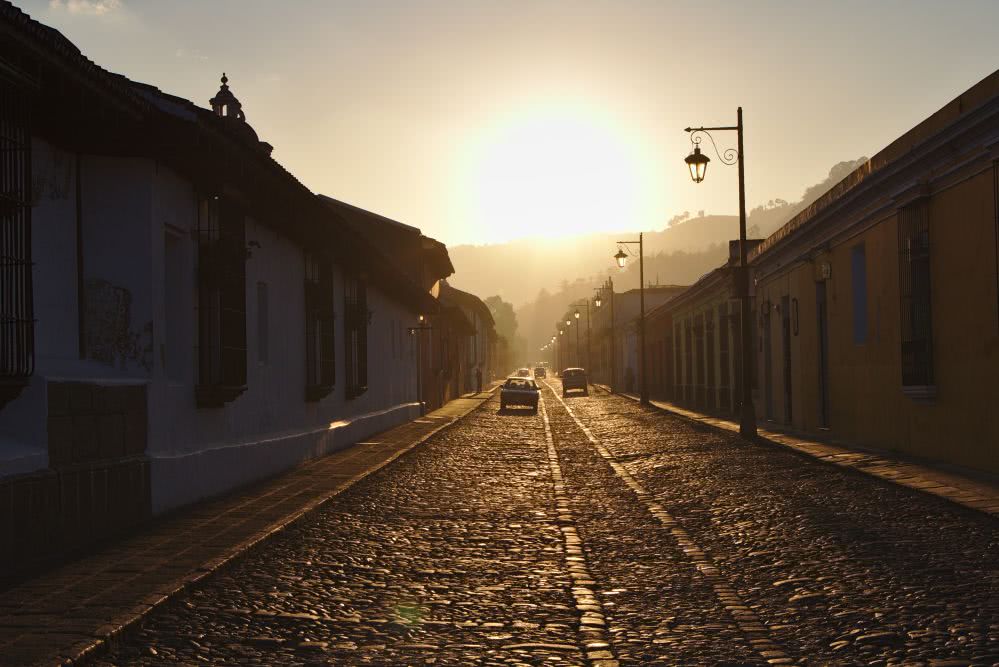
[571,300,592,373]
[613,234,648,405]
[614,248,628,269]
[683,106,757,439]
[684,145,709,183]
[594,278,615,391]
[407,315,433,416]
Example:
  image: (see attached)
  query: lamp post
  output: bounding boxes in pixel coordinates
[594,276,616,391]
[614,233,648,405]
[571,301,592,372]
[407,314,432,415]
[565,318,576,367]
[684,107,757,438]
[558,327,565,371]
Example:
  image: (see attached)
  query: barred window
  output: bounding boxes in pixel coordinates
[343,274,368,399]
[0,78,34,402]
[304,252,335,401]
[898,199,933,387]
[195,196,247,407]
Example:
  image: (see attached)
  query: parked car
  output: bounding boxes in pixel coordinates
[560,367,588,397]
[534,366,547,378]
[500,377,539,412]
[516,368,531,377]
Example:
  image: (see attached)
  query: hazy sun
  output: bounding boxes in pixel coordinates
[466,105,643,243]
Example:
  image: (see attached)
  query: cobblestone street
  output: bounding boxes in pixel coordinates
[98,383,999,666]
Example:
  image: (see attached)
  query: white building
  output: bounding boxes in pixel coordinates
[0,4,451,575]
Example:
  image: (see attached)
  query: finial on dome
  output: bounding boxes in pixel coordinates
[220,72,228,86]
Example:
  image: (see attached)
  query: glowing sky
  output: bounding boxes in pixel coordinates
[21,0,999,245]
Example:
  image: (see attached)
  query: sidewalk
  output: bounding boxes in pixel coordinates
[0,389,497,667]
[593,384,999,520]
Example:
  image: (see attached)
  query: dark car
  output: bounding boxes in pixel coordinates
[534,366,547,378]
[560,367,588,397]
[500,377,540,412]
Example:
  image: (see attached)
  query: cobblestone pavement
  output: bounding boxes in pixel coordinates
[97,384,999,666]
[555,385,999,666]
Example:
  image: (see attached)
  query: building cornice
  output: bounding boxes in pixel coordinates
[750,94,999,283]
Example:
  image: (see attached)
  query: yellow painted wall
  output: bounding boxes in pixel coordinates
[756,167,999,474]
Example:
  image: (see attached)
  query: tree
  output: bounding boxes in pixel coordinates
[484,295,518,343]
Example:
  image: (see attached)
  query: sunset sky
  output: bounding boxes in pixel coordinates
[22,0,999,245]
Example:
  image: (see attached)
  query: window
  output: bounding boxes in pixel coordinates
[195,197,247,407]
[0,78,34,406]
[898,199,933,388]
[256,282,269,365]
[304,253,334,400]
[343,274,368,399]
[851,244,868,344]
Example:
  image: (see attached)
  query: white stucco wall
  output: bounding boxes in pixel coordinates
[2,143,424,515]
[0,141,155,476]
[143,168,421,513]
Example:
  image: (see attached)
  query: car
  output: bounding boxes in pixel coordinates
[560,367,588,397]
[533,366,547,378]
[500,377,539,412]
[516,368,531,377]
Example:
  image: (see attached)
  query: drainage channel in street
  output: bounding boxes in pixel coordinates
[539,396,619,667]
[543,380,797,666]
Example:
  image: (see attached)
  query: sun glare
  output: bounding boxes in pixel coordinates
[466,106,643,243]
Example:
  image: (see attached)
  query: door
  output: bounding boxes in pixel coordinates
[763,305,773,420]
[781,295,792,424]
[816,282,831,428]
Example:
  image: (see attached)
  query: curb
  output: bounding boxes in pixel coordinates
[63,389,498,666]
[590,384,999,521]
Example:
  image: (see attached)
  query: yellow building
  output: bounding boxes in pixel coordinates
[750,70,999,475]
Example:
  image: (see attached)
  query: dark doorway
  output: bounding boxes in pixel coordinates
[816,281,831,427]
[781,295,792,424]
[763,304,773,420]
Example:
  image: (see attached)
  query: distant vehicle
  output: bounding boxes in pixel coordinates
[560,367,588,397]
[534,366,547,378]
[516,368,531,377]
[500,377,539,412]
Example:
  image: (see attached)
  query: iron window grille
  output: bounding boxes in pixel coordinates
[343,274,368,400]
[195,196,247,407]
[898,199,934,389]
[304,252,335,401]
[0,78,34,407]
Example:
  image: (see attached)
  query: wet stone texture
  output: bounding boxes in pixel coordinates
[563,387,999,666]
[542,390,764,666]
[99,400,585,666]
[97,385,999,666]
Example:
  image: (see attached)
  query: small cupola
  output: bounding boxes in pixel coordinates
[208,73,273,156]
[209,72,245,121]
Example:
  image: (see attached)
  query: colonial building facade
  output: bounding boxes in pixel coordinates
[646,69,999,477]
[0,3,464,575]
[749,70,999,475]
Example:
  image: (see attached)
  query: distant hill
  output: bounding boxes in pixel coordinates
[447,214,741,309]
[447,156,867,363]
